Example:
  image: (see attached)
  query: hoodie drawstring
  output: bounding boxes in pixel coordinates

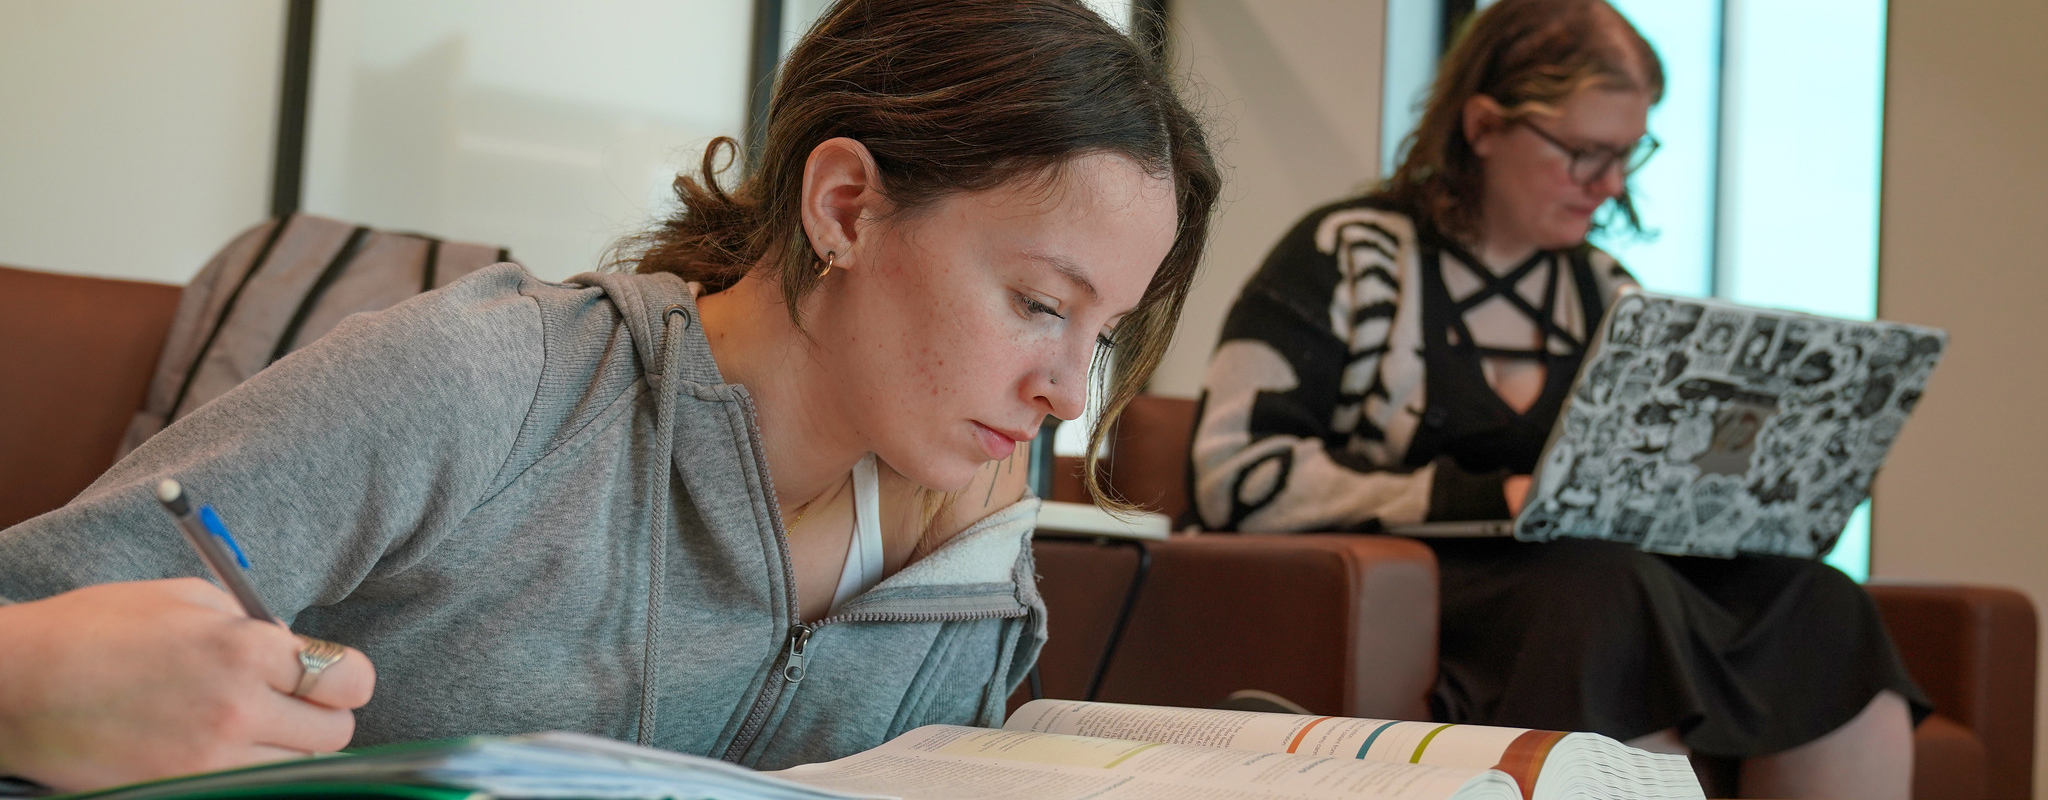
[635,303,690,745]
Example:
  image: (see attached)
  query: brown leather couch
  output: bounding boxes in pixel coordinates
[1026,395,1440,721]
[4,266,2036,798]
[1028,393,2037,800]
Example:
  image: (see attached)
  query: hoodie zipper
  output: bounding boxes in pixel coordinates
[722,606,1030,762]
[718,390,806,763]
[713,392,1031,763]
[784,604,1036,683]
[781,624,813,683]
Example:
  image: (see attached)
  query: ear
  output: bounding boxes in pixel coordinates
[799,137,889,270]
[1462,94,1509,158]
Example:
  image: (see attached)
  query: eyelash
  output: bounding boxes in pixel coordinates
[1019,294,1118,349]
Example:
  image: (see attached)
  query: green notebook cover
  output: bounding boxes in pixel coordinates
[48,739,485,800]
[111,783,482,800]
[44,733,860,800]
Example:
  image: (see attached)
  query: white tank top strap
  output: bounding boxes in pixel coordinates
[829,453,887,614]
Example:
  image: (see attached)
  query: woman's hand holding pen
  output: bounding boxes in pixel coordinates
[0,578,376,792]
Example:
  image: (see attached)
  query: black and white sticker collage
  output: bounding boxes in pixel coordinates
[1516,293,1947,559]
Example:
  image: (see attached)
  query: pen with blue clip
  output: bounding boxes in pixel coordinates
[155,479,277,625]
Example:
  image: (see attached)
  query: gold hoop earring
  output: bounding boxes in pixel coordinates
[819,250,836,278]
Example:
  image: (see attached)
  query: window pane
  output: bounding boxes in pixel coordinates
[1592,0,1721,297]
[1717,0,1887,581]
[1718,0,1884,321]
[1380,0,1442,177]
[1401,1,1884,580]
[302,1,753,280]
[1080,0,1136,32]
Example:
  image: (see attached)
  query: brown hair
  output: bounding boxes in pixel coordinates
[616,0,1219,510]
[1381,0,1663,242]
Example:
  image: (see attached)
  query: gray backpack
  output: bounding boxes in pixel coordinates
[119,213,512,458]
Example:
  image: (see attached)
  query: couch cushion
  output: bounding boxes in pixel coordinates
[1028,533,1438,721]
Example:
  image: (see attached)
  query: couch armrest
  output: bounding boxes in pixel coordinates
[1867,583,2037,800]
[0,266,180,529]
[1029,532,1439,721]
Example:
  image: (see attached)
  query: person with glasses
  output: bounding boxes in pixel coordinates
[1188,1,1922,797]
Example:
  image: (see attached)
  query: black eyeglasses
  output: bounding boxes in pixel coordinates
[1515,119,1660,186]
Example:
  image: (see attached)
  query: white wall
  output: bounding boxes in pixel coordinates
[1149,0,1387,398]
[300,0,753,281]
[1872,1,2048,795]
[0,0,282,284]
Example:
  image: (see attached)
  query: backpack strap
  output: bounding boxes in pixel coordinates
[419,237,442,293]
[166,214,294,422]
[270,226,371,365]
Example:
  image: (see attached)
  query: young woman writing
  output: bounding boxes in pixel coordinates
[0,0,1219,790]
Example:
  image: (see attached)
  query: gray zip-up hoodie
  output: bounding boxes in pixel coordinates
[0,264,1047,769]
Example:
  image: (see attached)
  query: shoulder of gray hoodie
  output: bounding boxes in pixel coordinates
[0,264,1047,769]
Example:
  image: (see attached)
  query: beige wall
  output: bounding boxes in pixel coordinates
[1872,0,2048,795]
[0,0,282,284]
[1149,0,1387,398]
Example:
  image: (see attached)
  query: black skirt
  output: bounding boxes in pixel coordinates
[1425,537,1931,758]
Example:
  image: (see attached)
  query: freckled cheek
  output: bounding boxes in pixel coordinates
[896,291,1028,402]
[901,337,975,402]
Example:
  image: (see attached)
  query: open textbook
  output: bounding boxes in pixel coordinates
[52,701,1701,800]
[973,700,1702,800]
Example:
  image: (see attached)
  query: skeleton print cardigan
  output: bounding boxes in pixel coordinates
[1190,197,1635,532]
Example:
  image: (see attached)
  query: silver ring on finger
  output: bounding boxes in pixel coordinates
[292,635,348,699]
